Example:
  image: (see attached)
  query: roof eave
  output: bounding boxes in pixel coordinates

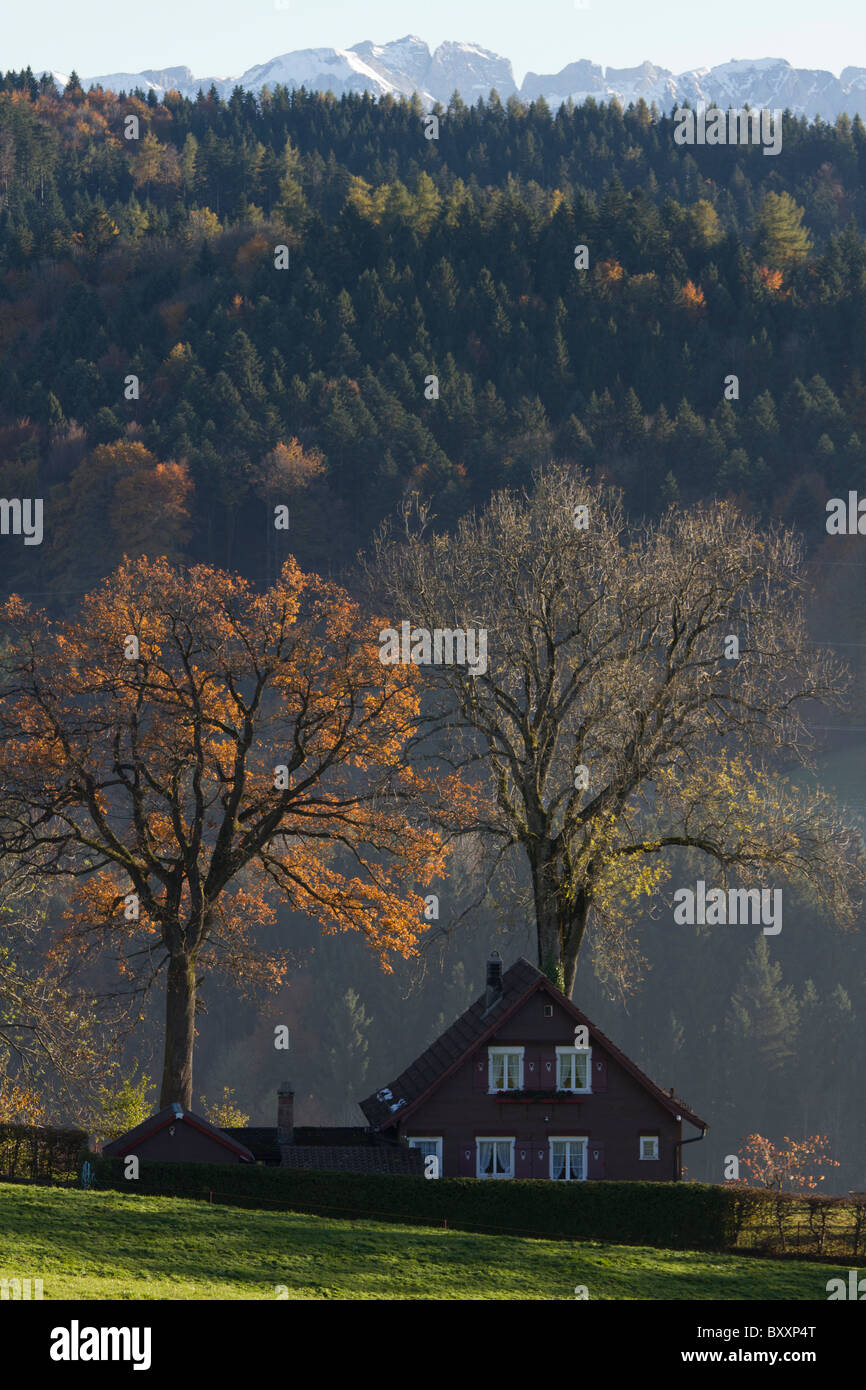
[364,967,708,1132]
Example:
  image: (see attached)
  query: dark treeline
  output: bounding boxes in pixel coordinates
[0,73,865,599]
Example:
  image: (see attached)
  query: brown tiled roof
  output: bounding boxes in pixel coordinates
[360,956,708,1132]
[278,1144,424,1174]
[292,1126,377,1145]
[225,1125,406,1165]
[102,1104,256,1162]
[223,1127,281,1164]
[360,956,541,1129]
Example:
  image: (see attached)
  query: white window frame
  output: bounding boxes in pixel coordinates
[555,1045,592,1093]
[407,1137,443,1171]
[476,1136,516,1180]
[549,1136,589,1182]
[639,1134,659,1161]
[488,1046,524,1093]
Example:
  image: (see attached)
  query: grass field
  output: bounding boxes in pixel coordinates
[0,1182,844,1300]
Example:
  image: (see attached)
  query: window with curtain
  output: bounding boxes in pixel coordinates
[488,1048,523,1091]
[550,1138,587,1181]
[556,1048,591,1090]
[477,1139,514,1178]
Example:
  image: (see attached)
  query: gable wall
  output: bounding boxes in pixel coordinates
[122,1121,247,1164]
[399,988,683,1180]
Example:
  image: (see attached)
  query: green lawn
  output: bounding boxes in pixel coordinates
[0,1182,844,1299]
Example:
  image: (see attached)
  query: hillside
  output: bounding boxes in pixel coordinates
[0,1182,846,1300]
[0,75,864,601]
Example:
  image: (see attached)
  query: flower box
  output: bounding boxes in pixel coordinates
[494,1090,586,1103]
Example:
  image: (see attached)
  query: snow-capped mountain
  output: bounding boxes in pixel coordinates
[38,40,866,121]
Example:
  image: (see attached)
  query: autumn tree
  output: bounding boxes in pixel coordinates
[368,464,865,996]
[0,555,459,1108]
[49,440,192,595]
[251,438,328,584]
[737,1133,840,1192]
[754,191,813,271]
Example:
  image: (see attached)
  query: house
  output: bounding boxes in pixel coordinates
[101,951,706,1184]
[359,952,708,1182]
[102,1103,256,1164]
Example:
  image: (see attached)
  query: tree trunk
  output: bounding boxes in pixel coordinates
[160,954,196,1109]
[529,849,590,999]
[530,849,564,983]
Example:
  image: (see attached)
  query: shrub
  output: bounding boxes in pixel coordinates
[0,1124,87,1182]
[87,1156,736,1250]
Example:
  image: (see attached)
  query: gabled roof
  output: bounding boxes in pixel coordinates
[360,956,707,1132]
[102,1103,256,1162]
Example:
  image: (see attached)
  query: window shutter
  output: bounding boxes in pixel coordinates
[539,1051,556,1089]
[588,1140,605,1179]
[472,1051,488,1090]
[592,1052,608,1092]
[459,1142,475,1176]
[531,1141,549,1178]
[524,1050,540,1088]
[515,1141,533,1178]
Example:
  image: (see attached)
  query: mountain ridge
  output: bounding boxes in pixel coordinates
[37,37,866,121]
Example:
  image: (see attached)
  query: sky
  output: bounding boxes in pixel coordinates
[5,0,864,85]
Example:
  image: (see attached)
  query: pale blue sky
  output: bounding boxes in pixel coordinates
[7,0,863,84]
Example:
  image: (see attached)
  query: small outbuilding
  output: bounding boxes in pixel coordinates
[102,1102,255,1164]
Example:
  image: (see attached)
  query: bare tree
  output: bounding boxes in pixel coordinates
[367,463,865,996]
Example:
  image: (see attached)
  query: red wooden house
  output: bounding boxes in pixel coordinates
[360,952,707,1181]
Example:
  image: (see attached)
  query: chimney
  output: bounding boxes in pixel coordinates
[484,950,503,1013]
[277,1082,294,1144]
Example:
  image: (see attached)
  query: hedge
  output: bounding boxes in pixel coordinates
[87,1155,738,1250]
[0,1124,87,1182]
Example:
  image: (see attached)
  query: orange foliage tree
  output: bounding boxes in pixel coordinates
[679,279,707,313]
[737,1133,840,1192]
[0,555,463,1108]
[0,1080,47,1124]
[49,440,192,593]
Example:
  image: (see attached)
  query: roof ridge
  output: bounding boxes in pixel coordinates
[360,955,707,1133]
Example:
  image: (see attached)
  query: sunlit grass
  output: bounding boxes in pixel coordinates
[0,1182,845,1300]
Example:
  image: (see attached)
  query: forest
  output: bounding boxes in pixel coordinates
[0,68,865,1188]
[0,70,864,595]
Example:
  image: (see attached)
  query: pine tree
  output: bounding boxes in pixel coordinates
[728,937,799,1076]
[755,192,813,271]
